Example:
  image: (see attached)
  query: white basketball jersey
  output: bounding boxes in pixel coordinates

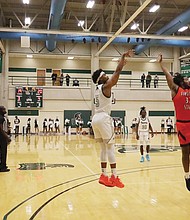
[138,116,150,132]
[3,116,8,132]
[94,84,111,115]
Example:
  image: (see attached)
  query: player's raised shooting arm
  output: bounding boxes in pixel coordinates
[106,50,134,88]
[158,54,178,91]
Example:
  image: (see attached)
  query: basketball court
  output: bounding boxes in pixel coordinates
[1,133,190,220]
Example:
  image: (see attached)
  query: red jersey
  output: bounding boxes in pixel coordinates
[173,87,190,121]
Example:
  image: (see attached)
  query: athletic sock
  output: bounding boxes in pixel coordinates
[111,168,117,177]
[184,172,190,179]
[101,168,107,176]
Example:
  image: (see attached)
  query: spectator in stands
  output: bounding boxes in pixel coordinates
[51,73,57,86]
[73,78,79,86]
[66,74,71,86]
[60,73,64,86]
[154,74,159,88]
[146,73,152,88]
[141,73,145,88]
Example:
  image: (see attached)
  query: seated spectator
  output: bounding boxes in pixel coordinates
[73,79,79,86]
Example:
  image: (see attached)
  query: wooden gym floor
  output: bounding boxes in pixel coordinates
[0,133,190,220]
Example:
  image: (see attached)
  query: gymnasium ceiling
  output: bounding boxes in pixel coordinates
[0,0,190,56]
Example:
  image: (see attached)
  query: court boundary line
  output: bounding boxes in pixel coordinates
[3,163,181,220]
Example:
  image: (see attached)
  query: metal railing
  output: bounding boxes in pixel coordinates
[8,75,169,89]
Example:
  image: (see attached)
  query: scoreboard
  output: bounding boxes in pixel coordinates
[15,86,43,108]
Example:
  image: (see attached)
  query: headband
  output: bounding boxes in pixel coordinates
[96,71,105,83]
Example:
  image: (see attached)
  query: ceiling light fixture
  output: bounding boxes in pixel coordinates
[131,23,139,30]
[27,55,33,58]
[78,20,84,27]
[25,17,31,25]
[68,56,74,60]
[149,59,157,63]
[112,58,119,61]
[86,1,95,9]
[178,26,188,32]
[149,3,160,13]
[23,0,30,4]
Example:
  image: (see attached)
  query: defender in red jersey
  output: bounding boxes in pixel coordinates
[158,54,190,191]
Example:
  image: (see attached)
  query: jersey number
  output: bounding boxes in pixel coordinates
[94,96,99,107]
[142,124,148,130]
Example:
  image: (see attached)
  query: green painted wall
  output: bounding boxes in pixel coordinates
[149,111,174,117]
[8,109,39,116]
[64,110,125,128]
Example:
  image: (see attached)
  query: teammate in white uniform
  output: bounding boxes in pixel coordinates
[92,50,134,188]
[136,107,154,162]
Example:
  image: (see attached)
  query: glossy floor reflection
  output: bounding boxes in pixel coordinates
[1,133,190,220]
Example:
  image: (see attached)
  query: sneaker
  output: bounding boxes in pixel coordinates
[110,175,124,188]
[140,156,144,163]
[185,178,190,191]
[146,154,150,161]
[0,168,10,172]
[99,174,114,187]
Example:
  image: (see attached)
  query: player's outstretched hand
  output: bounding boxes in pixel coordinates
[125,49,134,58]
[157,53,162,63]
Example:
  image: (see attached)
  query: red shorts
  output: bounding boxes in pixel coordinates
[176,121,190,145]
